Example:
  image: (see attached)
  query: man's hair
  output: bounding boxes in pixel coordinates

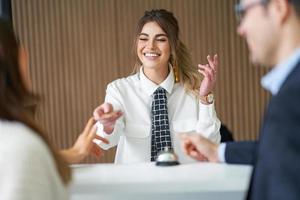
[290,0,300,16]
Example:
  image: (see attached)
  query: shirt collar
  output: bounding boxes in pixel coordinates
[261,48,300,95]
[139,64,174,96]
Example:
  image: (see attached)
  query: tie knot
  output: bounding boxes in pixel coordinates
[153,87,166,95]
[153,87,167,102]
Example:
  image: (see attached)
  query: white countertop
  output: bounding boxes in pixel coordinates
[71,162,252,200]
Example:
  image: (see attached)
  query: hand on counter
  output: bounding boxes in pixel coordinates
[180,133,219,162]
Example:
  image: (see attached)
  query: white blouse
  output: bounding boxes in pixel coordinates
[0,120,68,200]
[96,67,221,164]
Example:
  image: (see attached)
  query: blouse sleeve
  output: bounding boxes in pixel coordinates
[195,102,221,143]
[95,82,125,150]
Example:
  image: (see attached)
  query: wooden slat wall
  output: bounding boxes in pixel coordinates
[12,0,270,163]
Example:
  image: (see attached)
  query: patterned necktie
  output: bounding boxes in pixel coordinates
[151,87,173,161]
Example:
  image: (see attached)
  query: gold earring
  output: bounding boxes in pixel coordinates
[173,64,180,83]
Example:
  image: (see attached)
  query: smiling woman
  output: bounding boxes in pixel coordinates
[136,21,171,84]
[93,9,221,164]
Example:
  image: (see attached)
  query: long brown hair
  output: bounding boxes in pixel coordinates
[132,9,201,96]
[0,18,71,184]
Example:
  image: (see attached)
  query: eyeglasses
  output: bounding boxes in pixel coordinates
[234,0,268,22]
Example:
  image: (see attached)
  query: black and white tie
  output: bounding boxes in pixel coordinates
[150,87,173,161]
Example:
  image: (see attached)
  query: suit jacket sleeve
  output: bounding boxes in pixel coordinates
[225,141,258,165]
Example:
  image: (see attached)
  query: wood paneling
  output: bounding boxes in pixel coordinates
[12,0,270,163]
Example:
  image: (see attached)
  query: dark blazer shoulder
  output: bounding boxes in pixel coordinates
[279,60,300,93]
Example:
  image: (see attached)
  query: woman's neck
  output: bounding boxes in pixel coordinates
[143,65,169,85]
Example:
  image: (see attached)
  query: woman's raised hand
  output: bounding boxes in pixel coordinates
[198,54,218,97]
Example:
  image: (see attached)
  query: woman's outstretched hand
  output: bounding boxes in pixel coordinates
[60,117,109,164]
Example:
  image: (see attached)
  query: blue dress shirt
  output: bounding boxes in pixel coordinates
[218,48,300,162]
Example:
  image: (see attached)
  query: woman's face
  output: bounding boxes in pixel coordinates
[137,21,171,70]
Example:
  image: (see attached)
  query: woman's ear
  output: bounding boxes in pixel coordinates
[19,46,32,91]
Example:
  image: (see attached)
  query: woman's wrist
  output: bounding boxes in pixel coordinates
[60,147,84,164]
[199,92,214,105]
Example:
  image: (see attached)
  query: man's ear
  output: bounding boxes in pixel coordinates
[270,0,291,24]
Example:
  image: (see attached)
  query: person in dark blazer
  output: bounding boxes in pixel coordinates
[180,0,300,199]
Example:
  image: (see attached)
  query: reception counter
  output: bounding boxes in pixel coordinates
[71,162,252,200]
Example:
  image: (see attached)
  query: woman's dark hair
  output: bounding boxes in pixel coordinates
[0,18,71,184]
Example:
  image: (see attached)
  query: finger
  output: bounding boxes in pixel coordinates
[101,102,114,113]
[185,134,204,149]
[213,54,218,67]
[198,66,207,73]
[207,54,213,62]
[99,111,123,123]
[207,55,214,66]
[198,69,212,81]
[204,67,215,78]
[92,139,108,152]
[180,134,190,153]
[82,117,95,136]
[206,56,217,75]
[189,150,202,160]
[86,125,109,143]
[93,103,114,120]
[201,64,215,79]
[197,64,208,70]
[93,106,104,120]
[93,135,109,144]
[100,110,122,119]
[190,150,207,161]
[93,137,110,146]
[182,139,195,155]
[211,54,218,74]
[182,140,192,155]
[198,63,206,67]
[196,152,207,161]
[198,64,215,75]
[184,138,199,154]
[187,142,200,155]
[206,55,217,73]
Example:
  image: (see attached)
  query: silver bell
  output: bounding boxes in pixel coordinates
[155,147,180,166]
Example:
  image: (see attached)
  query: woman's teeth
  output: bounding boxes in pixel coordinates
[144,53,160,57]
